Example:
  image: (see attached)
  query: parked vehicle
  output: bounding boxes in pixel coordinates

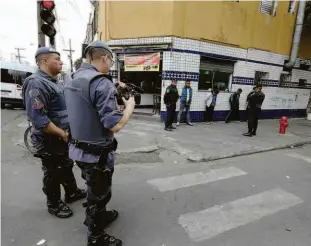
[1,61,36,109]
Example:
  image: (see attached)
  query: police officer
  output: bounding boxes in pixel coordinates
[243,85,265,137]
[22,47,86,218]
[242,86,256,121]
[64,41,135,246]
[164,80,179,131]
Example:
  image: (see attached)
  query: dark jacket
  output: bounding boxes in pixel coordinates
[229,92,240,108]
[164,85,179,105]
[248,91,265,110]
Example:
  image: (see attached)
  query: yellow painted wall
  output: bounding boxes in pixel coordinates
[97,1,309,58]
[299,27,311,59]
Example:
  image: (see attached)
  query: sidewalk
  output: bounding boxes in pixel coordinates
[115,118,311,163]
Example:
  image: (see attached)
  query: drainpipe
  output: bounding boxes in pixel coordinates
[284,0,307,68]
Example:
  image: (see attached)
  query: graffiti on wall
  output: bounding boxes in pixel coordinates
[267,89,310,109]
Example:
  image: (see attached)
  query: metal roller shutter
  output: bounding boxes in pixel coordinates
[200,61,234,73]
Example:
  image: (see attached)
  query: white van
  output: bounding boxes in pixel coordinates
[1,61,37,109]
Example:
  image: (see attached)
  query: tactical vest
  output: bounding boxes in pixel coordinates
[64,67,114,146]
[24,72,69,130]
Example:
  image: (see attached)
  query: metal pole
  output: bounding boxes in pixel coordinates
[63,39,75,72]
[37,1,45,47]
[69,39,73,72]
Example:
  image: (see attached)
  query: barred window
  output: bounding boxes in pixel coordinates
[260,0,274,15]
[279,73,292,87]
[254,71,269,86]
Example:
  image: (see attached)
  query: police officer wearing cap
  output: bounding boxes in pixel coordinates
[64,41,135,246]
[22,47,86,218]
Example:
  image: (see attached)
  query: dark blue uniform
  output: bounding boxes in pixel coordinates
[64,62,123,245]
[23,69,81,210]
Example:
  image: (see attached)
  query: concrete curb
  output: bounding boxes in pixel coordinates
[186,141,311,162]
[115,145,159,154]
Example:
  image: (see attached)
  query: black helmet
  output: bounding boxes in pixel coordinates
[84,41,113,57]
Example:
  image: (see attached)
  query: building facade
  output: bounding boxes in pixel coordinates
[87,0,311,121]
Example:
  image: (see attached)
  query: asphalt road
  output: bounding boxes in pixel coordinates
[2,109,311,246]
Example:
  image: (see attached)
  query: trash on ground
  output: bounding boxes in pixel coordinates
[36,239,46,245]
[286,176,290,179]
[286,228,292,231]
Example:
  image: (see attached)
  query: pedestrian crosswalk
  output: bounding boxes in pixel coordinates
[145,155,308,243]
[147,166,247,192]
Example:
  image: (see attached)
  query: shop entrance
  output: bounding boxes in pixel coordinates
[117,53,162,115]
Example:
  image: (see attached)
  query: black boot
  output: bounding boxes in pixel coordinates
[88,231,122,246]
[65,188,87,203]
[48,200,73,218]
[252,131,256,136]
[84,209,119,229]
[243,132,253,137]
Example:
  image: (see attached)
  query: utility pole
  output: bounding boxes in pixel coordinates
[15,48,26,63]
[37,1,45,47]
[63,39,75,72]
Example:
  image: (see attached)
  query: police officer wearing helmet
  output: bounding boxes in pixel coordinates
[22,47,86,219]
[64,41,135,246]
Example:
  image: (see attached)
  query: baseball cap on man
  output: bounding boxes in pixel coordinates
[35,47,60,59]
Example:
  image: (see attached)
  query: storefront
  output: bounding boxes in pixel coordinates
[115,51,163,114]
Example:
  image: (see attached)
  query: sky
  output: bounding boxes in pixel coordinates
[0,0,92,71]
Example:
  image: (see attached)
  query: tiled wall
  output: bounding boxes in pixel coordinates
[107,36,311,121]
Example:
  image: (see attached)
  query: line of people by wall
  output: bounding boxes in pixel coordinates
[163,80,265,137]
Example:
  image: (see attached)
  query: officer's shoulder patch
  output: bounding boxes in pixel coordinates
[29,89,40,98]
[29,89,44,109]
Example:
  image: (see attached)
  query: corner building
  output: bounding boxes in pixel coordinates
[87,1,311,122]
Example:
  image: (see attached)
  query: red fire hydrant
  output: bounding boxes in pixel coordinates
[279,116,288,134]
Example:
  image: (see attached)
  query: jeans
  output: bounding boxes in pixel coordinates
[177,102,191,123]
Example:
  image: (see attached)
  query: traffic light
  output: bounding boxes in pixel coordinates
[39,0,56,45]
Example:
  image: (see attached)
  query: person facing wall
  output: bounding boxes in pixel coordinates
[205,88,219,123]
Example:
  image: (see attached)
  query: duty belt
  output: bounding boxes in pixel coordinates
[70,139,118,155]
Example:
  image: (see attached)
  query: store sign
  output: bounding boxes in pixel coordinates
[124,53,160,72]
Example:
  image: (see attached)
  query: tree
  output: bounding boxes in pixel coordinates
[74,57,83,70]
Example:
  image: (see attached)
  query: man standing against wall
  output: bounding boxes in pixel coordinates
[243,85,265,137]
[225,88,242,123]
[177,79,193,126]
[205,88,219,123]
[164,80,179,131]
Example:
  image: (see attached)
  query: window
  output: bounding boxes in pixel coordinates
[198,57,234,91]
[279,73,291,87]
[260,0,276,16]
[1,69,15,84]
[299,64,311,70]
[254,71,269,86]
[298,79,306,87]
[288,0,296,14]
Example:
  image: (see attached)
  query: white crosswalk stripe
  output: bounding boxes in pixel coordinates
[286,152,311,163]
[178,188,303,242]
[147,166,247,192]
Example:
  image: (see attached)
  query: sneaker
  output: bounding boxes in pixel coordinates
[164,127,172,131]
[65,189,87,204]
[48,200,73,218]
[169,125,176,129]
[187,122,193,126]
[88,231,122,246]
[176,122,180,126]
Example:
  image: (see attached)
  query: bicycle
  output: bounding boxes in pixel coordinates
[24,120,37,154]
